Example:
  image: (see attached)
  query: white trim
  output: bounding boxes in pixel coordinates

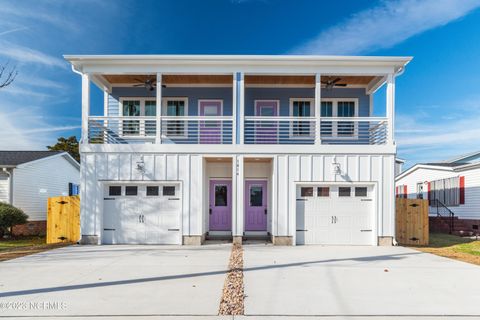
[155,73,162,144]
[81,143,397,154]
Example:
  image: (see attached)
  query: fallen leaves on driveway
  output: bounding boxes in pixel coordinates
[218,243,244,315]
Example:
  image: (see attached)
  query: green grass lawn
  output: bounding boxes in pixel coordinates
[0,236,68,262]
[414,233,480,265]
[0,236,46,251]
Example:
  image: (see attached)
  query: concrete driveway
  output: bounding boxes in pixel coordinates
[0,244,231,317]
[243,244,480,317]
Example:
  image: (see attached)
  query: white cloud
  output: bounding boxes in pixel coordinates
[0,41,66,68]
[0,26,28,37]
[396,98,480,166]
[0,107,80,150]
[291,0,480,55]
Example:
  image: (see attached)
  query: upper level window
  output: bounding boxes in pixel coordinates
[320,99,358,138]
[120,98,156,136]
[290,99,314,137]
[162,98,188,138]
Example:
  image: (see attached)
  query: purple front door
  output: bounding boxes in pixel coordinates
[255,101,278,144]
[199,100,222,144]
[245,180,268,231]
[209,180,232,231]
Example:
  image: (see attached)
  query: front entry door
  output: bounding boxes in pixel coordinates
[245,180,268,231]
[209,180,232,231]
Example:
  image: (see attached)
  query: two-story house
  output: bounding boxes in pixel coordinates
[65,55,411,246]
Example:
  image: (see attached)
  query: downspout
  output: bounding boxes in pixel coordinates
[391,65,405,247]
[71,65,86,145]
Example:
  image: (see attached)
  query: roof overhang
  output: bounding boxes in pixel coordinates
[64,54,412,76]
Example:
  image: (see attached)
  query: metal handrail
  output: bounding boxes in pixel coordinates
[430,199,455,234]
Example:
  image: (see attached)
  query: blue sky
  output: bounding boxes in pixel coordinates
[0,0,480,167]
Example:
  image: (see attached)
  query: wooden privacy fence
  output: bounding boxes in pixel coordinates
[396,198,429,246]
[47,196,80,244]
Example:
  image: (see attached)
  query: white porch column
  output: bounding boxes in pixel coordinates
[156,73,162,144]
[234,155,245,239]
[386,73,395,145]
[81,73,90,144]
[239,72,245,144]
[232,72,237,144]
[315,73,321,145]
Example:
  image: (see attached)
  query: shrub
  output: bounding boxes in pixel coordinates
[0,203,28,236]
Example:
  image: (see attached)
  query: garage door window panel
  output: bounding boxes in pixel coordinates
[163,186,176,196]
[301,187,314,197]
[109,186,122,196]
[125,186,138,196]
[355,187,368,197]
[146,186,159,196]
[339,187,351,197]
[317,187,330,197]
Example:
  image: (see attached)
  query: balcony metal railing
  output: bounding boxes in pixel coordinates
[244,116,318,144]
[87,116,233,144]
[87,116,388,145]
[161,116,233,144]
[320,117,388,145]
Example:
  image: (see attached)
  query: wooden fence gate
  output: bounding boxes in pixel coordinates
[395,198,429,246]
[47,196,80,244]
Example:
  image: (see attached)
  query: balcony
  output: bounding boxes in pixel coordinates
[87,115,388,145]
[79,71,396,148]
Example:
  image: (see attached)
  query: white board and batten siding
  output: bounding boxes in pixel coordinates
[12,156,80,221]
[81,153,203,242]
[81,152,395,244]
[397,166,480,219]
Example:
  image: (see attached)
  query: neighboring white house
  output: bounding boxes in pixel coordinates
[66,54,411,246]
[396,151,480,234]
[0,151,80,235]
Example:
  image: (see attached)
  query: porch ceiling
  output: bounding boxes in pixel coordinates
[100,74,376,86]
[245,75,375,86]
[102,74,233,85]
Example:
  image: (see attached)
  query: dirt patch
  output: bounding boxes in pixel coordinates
[0,243,70,262]
[218,243,244,315]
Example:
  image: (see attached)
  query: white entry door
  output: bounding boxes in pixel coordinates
[102,184,181,244]
[296,185,374,245]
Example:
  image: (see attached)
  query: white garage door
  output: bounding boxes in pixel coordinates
[296,185,374,245]
[103,184,181,244]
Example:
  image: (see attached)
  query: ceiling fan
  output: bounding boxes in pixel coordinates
[321,77,347,89]
[133,77,166,91]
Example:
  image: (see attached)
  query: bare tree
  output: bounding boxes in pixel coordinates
[0,63,18,89]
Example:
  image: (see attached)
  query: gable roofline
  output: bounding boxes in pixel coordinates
[395,163,454,181]
[443,150,480,163]
[14,152,80,170]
